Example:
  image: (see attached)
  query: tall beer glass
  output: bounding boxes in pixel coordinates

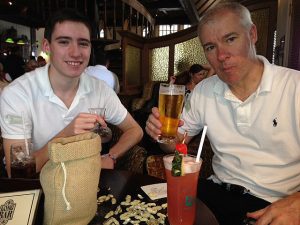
[158,83,185,144]
[163,154,202,225]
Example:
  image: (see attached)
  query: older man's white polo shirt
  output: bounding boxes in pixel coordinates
[179,56,300,202]
[0,64,127,151]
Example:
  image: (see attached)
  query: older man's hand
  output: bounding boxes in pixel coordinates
[247,192,300,225]
[145,107,162,140]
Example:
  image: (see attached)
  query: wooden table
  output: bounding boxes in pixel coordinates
[0,169,219,225]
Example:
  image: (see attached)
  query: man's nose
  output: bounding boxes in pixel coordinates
[216,46,230,62]
[69,43,81,57]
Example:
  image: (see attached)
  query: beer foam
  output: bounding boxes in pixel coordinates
[163,155,202,174]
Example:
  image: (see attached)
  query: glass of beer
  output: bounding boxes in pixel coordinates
[158,83,185,144]
[163,154,202,225]
[10,142,37,179]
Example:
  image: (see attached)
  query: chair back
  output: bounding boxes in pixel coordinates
[131,81,155,112]
[0,131,5,177]
[108,124,147,174]
[146,155,166,180]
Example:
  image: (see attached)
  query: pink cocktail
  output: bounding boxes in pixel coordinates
[163,154,202,225]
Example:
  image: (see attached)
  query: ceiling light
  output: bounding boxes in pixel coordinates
[17,40,25,45]
[8,1,13,6]
[5,38,14,43]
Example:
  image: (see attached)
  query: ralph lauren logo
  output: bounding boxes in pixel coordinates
[273,118,278,127]
[0,200,16,225]
[185,196,194,207]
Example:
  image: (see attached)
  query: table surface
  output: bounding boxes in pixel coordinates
[0,169,219,225]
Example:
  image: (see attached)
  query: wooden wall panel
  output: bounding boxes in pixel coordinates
[288,0,300,70]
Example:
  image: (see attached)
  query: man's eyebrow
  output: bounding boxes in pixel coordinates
[78,38,91,43]
[201,32,239,48]
[54,36,91,43]
[54,36,71,41]
[223,32,238,39]
[202,42,213,48]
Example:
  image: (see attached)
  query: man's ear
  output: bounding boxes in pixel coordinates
[42,38,50,54]
[249,24,258,45]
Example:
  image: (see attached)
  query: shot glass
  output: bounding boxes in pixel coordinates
[10,142,37,179]
[163,154,202,225]
[88,108,112,138]
[158,83,185,144]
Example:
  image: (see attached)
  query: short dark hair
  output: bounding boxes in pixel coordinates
[44,8,92,42]
[189,64,204,74]
[174,64,206,85]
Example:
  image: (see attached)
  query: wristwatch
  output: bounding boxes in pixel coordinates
[103,153,117,164]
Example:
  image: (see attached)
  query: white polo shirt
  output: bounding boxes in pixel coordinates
[0,64,127,150]
[179,56,300,202]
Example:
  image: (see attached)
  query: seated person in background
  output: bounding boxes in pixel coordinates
[3,46,25,80]
[0,8,143,178]
[174,64,208,93]
[24,59,38,72]
[86,49,120,93]
[170,63,214,86]
[0,62,10,92]
[145,2,300,225]
[37,56,47,67]
[171,64,211,111]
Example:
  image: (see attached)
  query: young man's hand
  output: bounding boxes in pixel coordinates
[61,113,107,137]
[101,155,114,169]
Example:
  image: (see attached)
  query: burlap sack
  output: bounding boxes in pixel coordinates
[40,132,101,225]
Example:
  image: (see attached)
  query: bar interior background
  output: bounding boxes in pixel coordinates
[0,0,299,105]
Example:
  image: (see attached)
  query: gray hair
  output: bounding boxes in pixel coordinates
[198,2,253,35]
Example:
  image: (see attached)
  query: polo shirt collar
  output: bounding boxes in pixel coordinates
[213,55,274,100]
[37,64,92,98]
[256,55,273,94]
[37,64,52,96]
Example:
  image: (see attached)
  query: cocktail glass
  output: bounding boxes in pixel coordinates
[163,154,202,225]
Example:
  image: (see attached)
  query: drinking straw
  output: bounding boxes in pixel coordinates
[196,125,208,162]
[169,75,176,84]
[182,131,188,144]
[21,111,30,155]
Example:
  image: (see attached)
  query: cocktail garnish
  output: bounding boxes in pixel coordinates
[172,132,188,176]
[175,143,187,155]
[175,131,188,154]
[171,150,182,176]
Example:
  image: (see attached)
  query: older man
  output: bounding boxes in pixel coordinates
[146,2,300,225]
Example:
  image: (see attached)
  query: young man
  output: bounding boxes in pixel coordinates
[0,9,143,177]
[145,3,300,225]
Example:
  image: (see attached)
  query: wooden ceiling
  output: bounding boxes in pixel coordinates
[0,0,276,28]
[0,0,193,28]
[192,0,221,17]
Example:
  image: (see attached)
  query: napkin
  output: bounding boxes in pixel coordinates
[141,183,167,200]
